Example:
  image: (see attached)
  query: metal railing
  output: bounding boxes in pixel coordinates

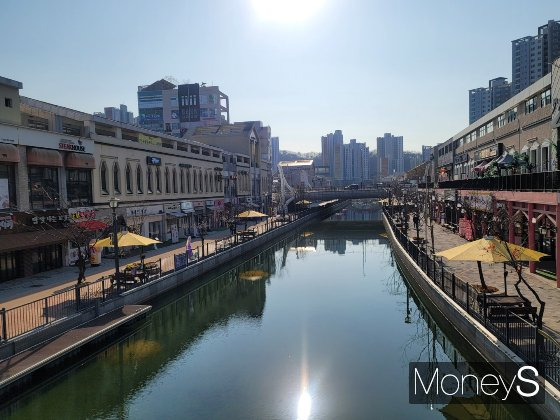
[0,203,339,343]
[438,170,560,192]
[384,208,560,389]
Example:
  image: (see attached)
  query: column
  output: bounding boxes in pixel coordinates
[528,203,536,273]
[16,146,30,211]
[507,201,515,244]
[556,203,560,288]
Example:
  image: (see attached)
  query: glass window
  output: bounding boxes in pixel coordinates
[66,169,92,206]
[147,167,153,193]
[525,98,535,114]
[156,168,161,193]
[165,168,170,194]
[29,166,59,209]
[136,165,143,194]
[193,171,197,193]
[100,161,108,194]
[486,121,494,133]
[125,164,132,193]
[113,163,120,194]
[0,164,17,210]
[200,171,204,192]
[541,89,551,107]
[180,170,185,194]
[186,169,191,194]
[498,114,506,127]
[507,107,517,123]
[173,169,178,193]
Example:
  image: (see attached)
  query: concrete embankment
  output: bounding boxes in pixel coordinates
[383,214,560,419]
[0,203,345,363]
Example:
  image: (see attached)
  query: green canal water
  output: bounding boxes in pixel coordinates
[2,214,539,419]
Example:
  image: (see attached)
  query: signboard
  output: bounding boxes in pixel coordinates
[0,179,9,209]
[90,243,101,266]
[214,199,224,209]
[68,207,96,221]
[0,214,14,230]
[139,133,162,146]
[171,110,179,120]
[181,201,194,213]
[174,252,187,271]
[146,156,162,166]
[164,202,180,211]
[171,224,179,244]
[126,205,163,217]
[192,200,205,208]
[0,125,93,153]
[475,143,503,161]
[454,154,468,164]
[462,192,493,211]
[139,108,163,124]
[178,83,200,122]
[205,200,214,206]
[58,138,86,152]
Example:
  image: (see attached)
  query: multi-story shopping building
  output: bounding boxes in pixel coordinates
[512,20,560,95]
[469,77,512,124]
[376,132,403,177]
[137,79,229,137]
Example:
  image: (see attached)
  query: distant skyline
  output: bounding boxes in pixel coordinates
[1,0,557,153]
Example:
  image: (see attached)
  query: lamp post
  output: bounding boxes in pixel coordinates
[109,197,120,289]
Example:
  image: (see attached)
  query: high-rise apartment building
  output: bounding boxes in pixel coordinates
[343,139,369,182]
[421,145,432,162]
[321,130,344,181]
[376,133,403,177]
[512,20,560,95]
[469,77,512,124]
[97,104,135,124]
[271,137,280,172]
[137,79,229,137]
[403,151,422,172]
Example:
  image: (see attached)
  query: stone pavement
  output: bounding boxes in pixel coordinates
[0,219,271,311]
[405,216,560,339]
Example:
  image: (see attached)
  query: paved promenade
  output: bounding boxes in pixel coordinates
[405,216,560,339]
[0,220,270,311]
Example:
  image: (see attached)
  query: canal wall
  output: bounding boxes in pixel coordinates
[0,202,346,362]
[383,214,560,419]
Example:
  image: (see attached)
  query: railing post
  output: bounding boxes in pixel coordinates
[75,285,81,311]
[215,240,217,255]
[44,297,49,324]
[451,274,456,299]
[466,284,470,314]
[206,243,209,257]
[505,310,510,346]
[1,308,6,341]
[483,292,487,325]
[441,266,444,289]
[159,258,162,277]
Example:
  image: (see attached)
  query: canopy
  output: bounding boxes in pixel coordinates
[496,152,514,167]
[435,236,547,263]
[236,210,268,218]
[473,160,489,172]
[95,231,162,248]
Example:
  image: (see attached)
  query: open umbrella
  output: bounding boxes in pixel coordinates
[236,210,268,218]
[95,231,162,247]
[435,236,547,293]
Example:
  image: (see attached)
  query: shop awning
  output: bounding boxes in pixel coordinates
[0,228,73,253]
[166,211,184,218]
[496,153,514,167]
[181,208,194,214]
[530,142,540,151]
[27,148,63,167]
[473,160,489,172]
[482,158,498,170]
[65,152,95,169]
[0,143,20,163]
[207,206,224,211]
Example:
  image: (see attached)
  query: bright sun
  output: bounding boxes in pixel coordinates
[252,0,325,23]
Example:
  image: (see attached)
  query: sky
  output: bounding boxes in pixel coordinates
[1,0,558,153]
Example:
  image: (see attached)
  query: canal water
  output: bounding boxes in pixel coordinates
[2,203,538,419]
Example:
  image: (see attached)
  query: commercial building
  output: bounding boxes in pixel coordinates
[0,77,234,282]
[376,133,403,177]
[512,20,560,95]
[469,77,512,124]
[343,139,369,183]
[137,79,229,137]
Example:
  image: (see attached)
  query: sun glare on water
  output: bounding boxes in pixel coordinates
[297,390,312,420]
[252,0,325,23]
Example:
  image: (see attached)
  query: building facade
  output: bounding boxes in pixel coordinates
[469,77,512,124]
[343,139,369,182]
[320,130,344,182]
[376,132,403,177]
[271,136,280,173]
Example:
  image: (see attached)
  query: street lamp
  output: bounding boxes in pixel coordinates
[109,197,120,290]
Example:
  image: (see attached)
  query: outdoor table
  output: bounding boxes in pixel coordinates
[483,295,536,321]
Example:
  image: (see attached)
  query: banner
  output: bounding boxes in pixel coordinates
[174,252,187,271]
[139,133,162,146]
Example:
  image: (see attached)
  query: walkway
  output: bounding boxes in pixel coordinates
[0,219,272,311]
[405,216,560,339]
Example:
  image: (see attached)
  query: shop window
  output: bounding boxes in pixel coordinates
[0,251,23,282]
[66,169,92,206]
[0,164,17,210]
[100,161,108,194]
[113,163,121,194]
[147,167,153,193]
[165,168,170,194]
[125,164,132,193]
[156,168,161,193]
[32,244,62,274]
[137,165,143,193]
[28,166,59,209]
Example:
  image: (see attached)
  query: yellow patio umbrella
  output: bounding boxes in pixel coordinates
[95,231,162,247]
[435,236,548,292]
[236,210,268,218]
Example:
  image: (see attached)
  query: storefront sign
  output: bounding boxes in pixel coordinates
[174,252,187,270]
[0,214,14,230]
[139,133,162,146]
[192,200,205,209]
[180,201,194,213]
[164,202,181,211]
[462,192,493,211]
[178,163,192,168]
[146,156,162,166]
[205,200,214,206]
[475,144,503,161]
[68,207,96,221]
[126,205,163,217]
[171,224,179,243]
[454,154,468,164]
[90,241,101,266]
[59,138,86,152]
[213,199,224,209]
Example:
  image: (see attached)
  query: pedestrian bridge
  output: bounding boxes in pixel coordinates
[302,189,384,201]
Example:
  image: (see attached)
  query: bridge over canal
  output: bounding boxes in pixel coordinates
[301,188,385,201]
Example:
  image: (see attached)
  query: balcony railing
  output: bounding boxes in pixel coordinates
[438,171,560,192]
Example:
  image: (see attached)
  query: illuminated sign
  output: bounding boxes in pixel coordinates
[146,156,162,166]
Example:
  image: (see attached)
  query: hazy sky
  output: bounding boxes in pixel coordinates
[1,1,558,152]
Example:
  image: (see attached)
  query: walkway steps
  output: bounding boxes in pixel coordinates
[0,304,150,399]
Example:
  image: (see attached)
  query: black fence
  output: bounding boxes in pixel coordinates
[0,203,338,343]
[438,171,560,192]
[384,208,560,389]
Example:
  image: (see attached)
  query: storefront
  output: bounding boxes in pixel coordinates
[164,202,184,243]
[180,201,195,237]
[0,143,19,210]
[125,204,164,240]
